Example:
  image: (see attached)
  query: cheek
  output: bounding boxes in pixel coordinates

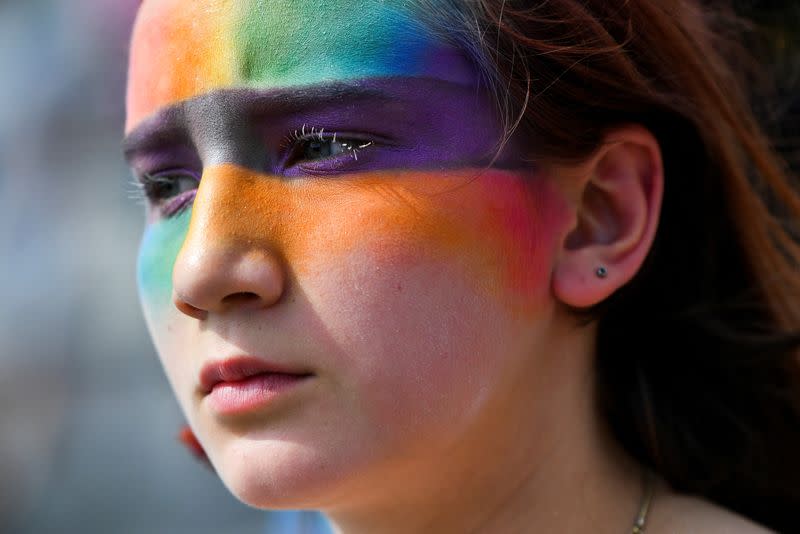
[459,171,565,309]
[293,170,567,433]
[136,210,198,407]
[306,254,514,436]
[137,208,191,327]
[294,170,567,321]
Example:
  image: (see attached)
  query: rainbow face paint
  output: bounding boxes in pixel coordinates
[126,0,573,516]
[128,77,520,319]
[127,0,479,319]
[126,0,475,130]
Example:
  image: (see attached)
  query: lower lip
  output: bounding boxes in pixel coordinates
[206,373,312,415]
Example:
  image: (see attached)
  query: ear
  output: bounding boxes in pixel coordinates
[552,125,663,309]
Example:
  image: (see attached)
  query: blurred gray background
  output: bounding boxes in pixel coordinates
[0,1,795,533]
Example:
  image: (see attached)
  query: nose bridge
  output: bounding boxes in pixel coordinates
[172,164,288,316]
[183,164,285,247]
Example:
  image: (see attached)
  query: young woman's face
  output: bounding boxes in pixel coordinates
[126,0,572,509]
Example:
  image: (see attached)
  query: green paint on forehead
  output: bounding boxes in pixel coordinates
[126,0,475,129]
[233,0,437,87]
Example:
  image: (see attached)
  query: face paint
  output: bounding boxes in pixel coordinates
[126,0,573,515]
[235,0,434,83]
[128,0,482,321]
[135,169,563,324]
[137,163,561,318]
[126,0,474,131]
[127,74,518,320]
[137,206,192,319]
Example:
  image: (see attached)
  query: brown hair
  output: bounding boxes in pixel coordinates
[419,0,800,531]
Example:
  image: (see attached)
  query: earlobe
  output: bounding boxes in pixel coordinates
[552,125,664,309]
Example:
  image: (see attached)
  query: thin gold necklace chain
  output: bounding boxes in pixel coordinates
[631,470,655,534]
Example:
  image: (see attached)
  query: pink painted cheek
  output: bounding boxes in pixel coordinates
[475,172,569,305]
[391,169,569,316]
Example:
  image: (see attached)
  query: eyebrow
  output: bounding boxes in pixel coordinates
[123,105,188,161]
[122,83,393,162]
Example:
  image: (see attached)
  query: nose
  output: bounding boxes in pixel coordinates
[171,166,287,320]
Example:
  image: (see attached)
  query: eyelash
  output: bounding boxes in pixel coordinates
[132,170,199,218]
[281,125,374,166]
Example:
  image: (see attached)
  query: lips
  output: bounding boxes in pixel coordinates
[198,356,314,416]
[199,355,313,395]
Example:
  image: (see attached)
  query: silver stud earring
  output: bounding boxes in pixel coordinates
[595,266,608,279]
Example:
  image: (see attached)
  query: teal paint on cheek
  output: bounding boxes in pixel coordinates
[137,208,192,315]
[234,0,436,86]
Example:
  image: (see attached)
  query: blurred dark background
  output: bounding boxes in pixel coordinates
[0,1,796,533]
[735,1,800,171]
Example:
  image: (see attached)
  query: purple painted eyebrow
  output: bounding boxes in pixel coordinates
[123,105,189,163]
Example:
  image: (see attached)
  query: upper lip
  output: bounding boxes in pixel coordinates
[198,356,313,394]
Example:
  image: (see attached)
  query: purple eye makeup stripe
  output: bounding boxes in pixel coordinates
[124,77,521,177]
[124,84,389,158]
[124,105,189,158]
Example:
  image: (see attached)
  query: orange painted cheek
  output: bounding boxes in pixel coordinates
[285,177,470,277]
[290,170,567,314]
[182,165,463,268]
[183,166,566,315]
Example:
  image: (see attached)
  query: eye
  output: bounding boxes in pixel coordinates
[140,170,198,201]
[138,169,199,217]
[303,137,351,160]
[284,129,374,167]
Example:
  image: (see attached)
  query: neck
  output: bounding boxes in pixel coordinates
[323,321,644,534]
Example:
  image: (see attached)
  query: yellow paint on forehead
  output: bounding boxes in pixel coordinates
[125,0,444,133]
[126,0,237,131]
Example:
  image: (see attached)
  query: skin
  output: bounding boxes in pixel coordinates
[126,1,769,532]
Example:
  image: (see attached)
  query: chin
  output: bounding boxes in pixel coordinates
[209,435,351,510]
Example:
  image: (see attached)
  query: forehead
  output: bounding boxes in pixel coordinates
[126,0,468,132]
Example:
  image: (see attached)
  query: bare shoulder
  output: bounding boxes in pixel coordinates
[647,490,774,534]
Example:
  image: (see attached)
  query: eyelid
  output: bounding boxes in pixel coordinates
[139,167,201,181]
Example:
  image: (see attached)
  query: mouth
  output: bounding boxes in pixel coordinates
[199,356,314,416]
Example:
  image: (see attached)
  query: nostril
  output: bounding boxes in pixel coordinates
[172,245,286,316]
[221,292,262,306]
[174,297,208,320]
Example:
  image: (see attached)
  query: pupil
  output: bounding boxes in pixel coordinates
[155,181,176,198]
[306,140,331,159]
